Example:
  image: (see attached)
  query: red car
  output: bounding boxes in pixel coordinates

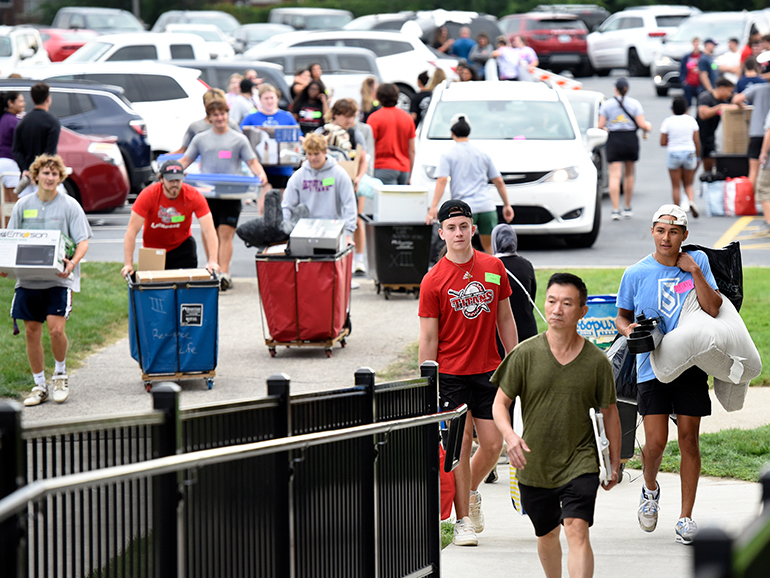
[39,28,99,62]
[58,126,130,212]
[499,12,592,77]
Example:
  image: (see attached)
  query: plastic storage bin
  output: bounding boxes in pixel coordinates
[364,220,432,298]
[373,185,428,222]
[128,274,219,389]
[576,294,618,350]
[184,173,261,200]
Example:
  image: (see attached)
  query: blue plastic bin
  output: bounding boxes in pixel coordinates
[577,294,618,350]
[128,275,219,379]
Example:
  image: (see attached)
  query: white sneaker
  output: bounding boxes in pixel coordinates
[468,490,485,532]
[638,486,660,532]
[675,516,698,545]
[52,372,69,403]
[453,517,478,546]
[353,256,367,275]
[24,386,48,407]
[622,206,633,219]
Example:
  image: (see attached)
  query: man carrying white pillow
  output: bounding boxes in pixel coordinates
[615,204,721,546]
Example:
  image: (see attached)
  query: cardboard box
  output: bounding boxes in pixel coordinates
[135,268,212,283]
[722,106,751,154]
[289,219,345,256]
[338,145,363,181]
[373,185,429,222]
[0,229,75,280]
[138,247,166,271]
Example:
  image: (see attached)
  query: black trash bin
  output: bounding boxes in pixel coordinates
[364,219,432,299]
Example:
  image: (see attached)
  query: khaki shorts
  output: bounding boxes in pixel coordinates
[757,168,770,203]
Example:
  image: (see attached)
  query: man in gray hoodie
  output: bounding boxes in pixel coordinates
[281,133,358,241]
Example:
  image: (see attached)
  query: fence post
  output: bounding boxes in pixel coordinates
[355,367,377,577]
[420,361,441,575]
[151,383,182,578]
[268,374,292,578]
[693,527,732,578]
[0,401,26,578]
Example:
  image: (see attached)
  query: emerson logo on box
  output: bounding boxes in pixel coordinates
[0,230,50,240]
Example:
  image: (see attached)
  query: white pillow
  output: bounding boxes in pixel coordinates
[650,291,762,412]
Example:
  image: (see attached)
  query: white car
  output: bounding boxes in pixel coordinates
[165,24,235,60]
[65,32,211,63]
[244,29,457,108]
[21,62,208,155]
[0,26,50,76]
[587,6,699,76]
[411,80,607,247]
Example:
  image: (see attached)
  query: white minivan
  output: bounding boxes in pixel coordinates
[65,32,211,62]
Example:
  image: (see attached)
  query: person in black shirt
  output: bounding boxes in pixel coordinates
[696,77,736,172]
[12,82,60,195]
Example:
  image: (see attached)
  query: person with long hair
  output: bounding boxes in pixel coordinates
[290,67,311,101]
[598,78,651,220]
[456,62,478,82]
[411,68,446,127]
[225,73,242,109]
[291,80,328,135]
[359,76,380,123]
[660,96,701,216]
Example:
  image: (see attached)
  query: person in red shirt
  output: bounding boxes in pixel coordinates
[419,199,518,547]
[121,160,219,276]
[366,83,416,184]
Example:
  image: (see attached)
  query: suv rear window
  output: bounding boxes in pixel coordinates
[74,73,187,102]
[655,15,689,28]
[49,92,95,118]
[526,19,585,31]
[345,38,412,57]
[107,45,158,61]
[337,55,375,73]
[293,55,330,73]
[170,44,195,59]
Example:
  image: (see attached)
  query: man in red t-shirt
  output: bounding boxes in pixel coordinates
[121,160,219,276]
[367,83,416,185]
[419,199,518,547]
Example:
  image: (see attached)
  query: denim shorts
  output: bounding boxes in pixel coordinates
[667,150,698,171]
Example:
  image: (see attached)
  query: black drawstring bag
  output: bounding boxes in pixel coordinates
[682,241,743,312]
[606,334,637,400]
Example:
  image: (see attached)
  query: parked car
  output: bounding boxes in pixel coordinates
[22,62,208,155]
[39,28,99,62]
[587,6,699,76]
[165,24,235,60]
[268,8,353,31]
[344,12,415,32]
[245,30,458,108]
[0,78,152,196]
[411,80,606,247]
[232,24,294,53]
[238,46,381,105]
[65,32,210,63]
[171,59,291,110]
[499,12,592,77]
[151,10,240,37]
[0,26,50,76]
[563,89,608,196]
[651,11,770,96]
[51,7,145,34]
[531,4,610,32]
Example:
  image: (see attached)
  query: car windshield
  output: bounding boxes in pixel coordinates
[527,18,585,31]
[187,16,238,35]
[303,15,353,29]
[67,41,112,61]
[668,17,744,43]
[427,100,575,140]
[182,29,222,42]
[0,37,12,57]
[86,13,143,32]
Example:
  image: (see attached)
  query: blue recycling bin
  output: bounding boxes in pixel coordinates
[577,294,618,350]
[128,275,219,384]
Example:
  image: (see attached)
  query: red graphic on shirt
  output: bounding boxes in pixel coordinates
[448,281,494,319]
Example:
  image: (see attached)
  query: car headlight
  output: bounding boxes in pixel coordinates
[424,165,437,179]
[655,56,672,66]
[88,142,124,166]
[545,166,579,183]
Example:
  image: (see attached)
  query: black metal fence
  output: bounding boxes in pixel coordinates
[0,362,461,578]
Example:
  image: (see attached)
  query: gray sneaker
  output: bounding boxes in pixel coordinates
[453,517,478,546]
[638,486,660,532]
[24,386,49,406]
[52,372,69,403]
[14,174,30,196]
[675,517,698,544]
[758,221,770,236]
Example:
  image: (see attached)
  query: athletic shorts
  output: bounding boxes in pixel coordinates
[11,286,72,322]
[756,168,770,203]
[637,365,711,417]
[700,136,716,159]
[439,371,496,420]
[666,150,698,171]
[473,210,498,236]
[266,173,290,190]
[164,236,198,270]
[519,472,600,537]
[747,136,764,159]
[606,130,639,163]
[207,198,242,229]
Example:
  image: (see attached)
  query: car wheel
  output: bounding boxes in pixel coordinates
[564,193,601,248]
[574,59,593,78]
[63,179,82,207]
[627,48,649,77]
[655,86,669,97]
[595,68,611,77]
[395,83,414,112]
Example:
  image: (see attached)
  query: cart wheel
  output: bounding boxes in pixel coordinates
[376,283,380,294]
[145,382,152,393]
[206,378,214,390]
[341,338,346,348]
[384,287,391,300]
[325,348,333,358]
[269,347,276,358]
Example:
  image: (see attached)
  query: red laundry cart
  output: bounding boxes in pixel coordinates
[256,246,353,357]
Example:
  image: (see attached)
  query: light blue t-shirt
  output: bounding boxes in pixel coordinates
[599,96,644,132]
[436,141,501,214]
[616,251,717,383]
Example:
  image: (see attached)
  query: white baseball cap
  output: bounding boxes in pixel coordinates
[652,204,688,228]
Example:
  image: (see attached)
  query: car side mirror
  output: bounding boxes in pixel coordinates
[586,127,608,150]
[20,48,34,59]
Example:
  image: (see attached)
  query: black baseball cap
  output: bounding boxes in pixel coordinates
[438,199,473,222]
[704,38,717,46]
[159,160,185,181]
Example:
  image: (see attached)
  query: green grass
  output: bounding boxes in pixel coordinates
[441,520,454,549]
[0,262,129,399]
[627,425,770,481]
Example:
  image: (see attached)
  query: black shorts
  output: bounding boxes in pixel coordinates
[266,173,290,189]
[606,130,639,163]
[520,472,600,537]
[748,136,764,159]
[700,136,716,159]
[207,198,242,229]
[637,365,711,417]
[439,371,496,420]
[165,236,198,270]
[11,286,72,322]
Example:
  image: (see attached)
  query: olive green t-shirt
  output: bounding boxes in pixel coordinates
[491,333,616,489]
